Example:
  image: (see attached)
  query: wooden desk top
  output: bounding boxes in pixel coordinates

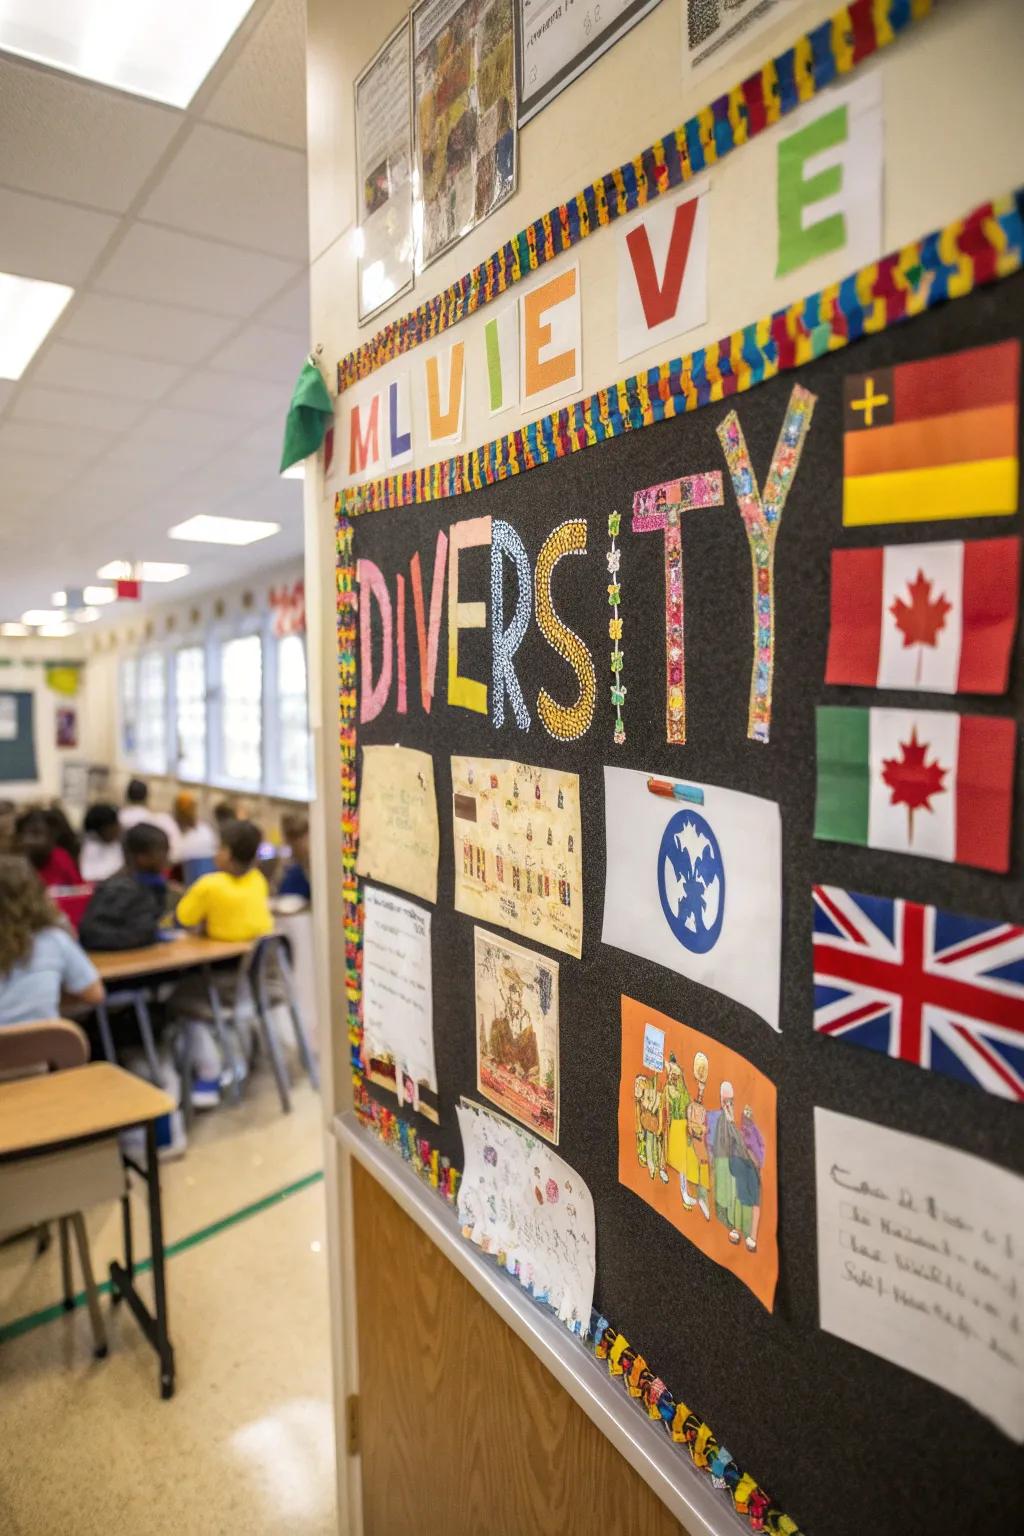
[89,935,252,981]
[0,1063,174,1160]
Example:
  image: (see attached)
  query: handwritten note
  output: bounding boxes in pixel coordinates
[362,886,437,1122]
[357,744,439,905]
[815,1108,1024,1440]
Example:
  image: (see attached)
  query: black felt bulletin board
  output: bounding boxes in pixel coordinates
[351,273,1024,1536]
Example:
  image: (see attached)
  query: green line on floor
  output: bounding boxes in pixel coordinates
[0,1168,324,1345]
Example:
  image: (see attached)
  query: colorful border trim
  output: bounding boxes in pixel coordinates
[337,189,1024,515]
[338,0,932,394]
[336,513,362,1077]
[607,510,626,745]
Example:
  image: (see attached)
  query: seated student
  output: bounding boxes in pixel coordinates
[212,799,239,835]
[173,791,218,866]
[16,808,81,889]
[175,820,274,1106]
[79,803,125,882]
[119,778,181,863]
[78,824,170,951]
[0,855,104,1024]
[277,812,311,902]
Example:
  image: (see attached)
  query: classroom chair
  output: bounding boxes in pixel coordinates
[0,1020,119,1360]
[181,856,216,887]
[250,933,320,1114]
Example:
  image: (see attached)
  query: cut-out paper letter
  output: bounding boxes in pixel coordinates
[717,384,816,743]
[348,391,382,477]
[776,72,882,278]
[490,519,532,731]
[409,531,448,713]
[387,372,413,468]
[356,558,392,723]
[535,519,596,742]
[521,262,582,410]
[617,182,709,362]
[631,474,724,745]
[484,301,519,415]
[425,340,466,447]
[447,515,491,714]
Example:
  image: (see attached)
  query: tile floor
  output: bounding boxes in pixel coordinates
[0,1069,337,1535]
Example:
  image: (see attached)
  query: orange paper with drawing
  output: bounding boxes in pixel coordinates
[617,995,778,1310]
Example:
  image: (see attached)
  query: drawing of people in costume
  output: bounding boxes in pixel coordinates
[736,1104,764,1252]
[665,1052,689,1183]
[711,1080,742,1242]
[682,1050,711,1219]
[634,1071,668,1182]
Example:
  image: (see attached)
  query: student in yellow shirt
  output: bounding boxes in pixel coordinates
[175,820,273,1106]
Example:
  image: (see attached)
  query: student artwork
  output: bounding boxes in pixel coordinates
[452,756,582,958]
[617,996,778,1310]
[474,927,559,1143]
[456,1096,595,1332]
[362,886,439,1122]
[825,536,1021,694]
[55,707,77,749]
[356,744,440,904]
[842,340,1021,526]
[815,1107,1024,1441]
[607,509,626,745]
[775,72,883,279]
[812,885,1024,1102]
[815,706,1016,873]
[616,181,709,364]
[602,767,782,1030]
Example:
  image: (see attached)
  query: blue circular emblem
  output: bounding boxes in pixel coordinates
[657,809,725,955]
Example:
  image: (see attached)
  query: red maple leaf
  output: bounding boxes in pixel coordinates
[890,570,952,683]
[881,728,948,844]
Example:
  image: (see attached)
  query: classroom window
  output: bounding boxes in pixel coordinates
[219,632,263,786]
[175,644,206,781]
[136,650,168,773]
[119,655,138,759]
[274,633,312,798]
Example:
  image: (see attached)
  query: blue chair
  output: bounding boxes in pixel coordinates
[181,856,216,887]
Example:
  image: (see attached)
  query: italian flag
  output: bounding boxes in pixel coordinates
[826,536,1020,694]
[815,706,1016,872]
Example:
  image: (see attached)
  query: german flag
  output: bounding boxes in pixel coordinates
[842,339,1019,526]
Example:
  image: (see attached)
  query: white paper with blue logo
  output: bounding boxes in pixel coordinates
[601,766,782,1031]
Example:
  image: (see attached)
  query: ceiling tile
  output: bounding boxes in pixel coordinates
[164,369,286,421]
[0,419,108,465]
[0,186,118,286]
[32,341,184,402]
[140,124,308,261]
[0,56,180,212]
[132,406,247,447]
[97,435,222,477]
[60,294,236,366]
[94,224,300,317]
[256,277,310,336]
[203,0,307,150]
[206,322,306,383]
[12,386,148,433]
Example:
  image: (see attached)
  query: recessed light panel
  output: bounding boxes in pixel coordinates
[0,0,257,108]
[0,623,29,637]
[53,586,118,607]
[168,514,281,546]
[21,609,65,626]
[96,561,190,583]
[0,273,73,380]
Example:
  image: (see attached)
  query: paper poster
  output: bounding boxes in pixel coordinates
[451,756,583,958]
[813,885,1024,1101]
[357,744,440,904]
[682,0,783,78]
[618,996,778,1309]
[776,71,883,279]
[518,0,660,124]
[457,1097,596,1331]
[814,706,1016,873]
[602,767,782,1030]
[355,19,415,323]
[55,707,77,749]
[0,695,16,742]
[617,180,710,363]
[815,1107,1024,1441]
[842,340,1020,526]
[825,537,1021,694]
[362,886,438,1122]
[475,927,559,1143]
[412,0,517,270]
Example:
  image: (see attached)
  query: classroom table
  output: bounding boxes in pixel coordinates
[0,1063,177,1398]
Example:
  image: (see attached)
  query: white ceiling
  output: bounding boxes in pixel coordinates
[0,0,312,624]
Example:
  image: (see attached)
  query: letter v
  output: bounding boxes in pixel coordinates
[409,530,449,713]
[625,197,699,329]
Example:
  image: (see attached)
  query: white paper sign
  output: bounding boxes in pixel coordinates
[457,1097,596,1332]
[602,766,782,1030]
[815,1108,1024,1441]
[362,886,436,1095]
[0,695,16,742]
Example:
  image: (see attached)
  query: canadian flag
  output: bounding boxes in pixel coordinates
[616,181,710,364]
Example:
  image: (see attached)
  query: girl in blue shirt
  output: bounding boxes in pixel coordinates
[0,855,104,1025]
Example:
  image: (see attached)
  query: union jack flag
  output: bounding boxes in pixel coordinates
[813,885,1024,1101]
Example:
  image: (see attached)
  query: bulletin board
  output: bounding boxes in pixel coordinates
[0,691,38,783]
[344,257,1024,1536]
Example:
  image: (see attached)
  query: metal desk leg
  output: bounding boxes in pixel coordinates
[253,943,291,1114]
[133,992,162,1085]
[95,1005,116,1063]
[109,1123,175,1400]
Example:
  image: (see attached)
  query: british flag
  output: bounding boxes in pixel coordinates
[812,885,1024,1101]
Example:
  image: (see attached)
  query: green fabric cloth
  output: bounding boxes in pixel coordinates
[280,360,334,472]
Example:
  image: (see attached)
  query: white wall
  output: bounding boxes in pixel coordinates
[0,638,87,803]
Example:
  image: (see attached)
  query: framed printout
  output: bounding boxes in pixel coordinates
[682,0,782,79]
[355,18,415,325]
[517,0,662,124]
[412,0,518,271]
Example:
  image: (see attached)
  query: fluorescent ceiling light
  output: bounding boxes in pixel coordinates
[0,272,73,380]
[168,514,281,546]
[21,609,64,626]
[71,607,101,623]
[37,622,78,638]
[53,585,117,607]
[0,623,29,637]
[96,560,190,583]
[0,1,257,108]
[280,462,305,481]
